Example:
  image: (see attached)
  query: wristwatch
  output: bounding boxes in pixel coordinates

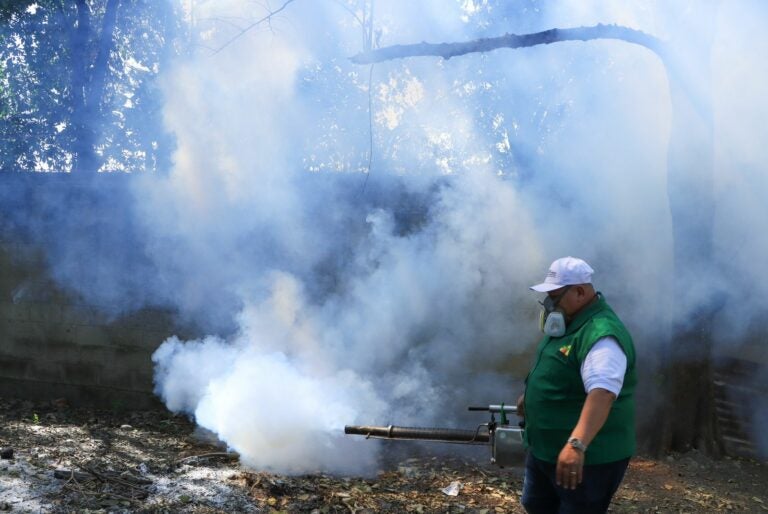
[568,437,588,452]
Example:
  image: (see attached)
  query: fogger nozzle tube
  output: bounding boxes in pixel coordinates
[344,424,490,443]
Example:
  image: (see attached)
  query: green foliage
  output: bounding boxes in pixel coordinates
[0,0,36,23]
[0,0,182,173]
[32,412,39,424]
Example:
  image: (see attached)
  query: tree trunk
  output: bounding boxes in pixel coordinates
[655,3,723,455]
[69,0,93,174]
[70,0,120,174]
[87,0,119,112]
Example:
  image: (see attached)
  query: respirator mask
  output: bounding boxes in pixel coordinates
[538,286,571,337]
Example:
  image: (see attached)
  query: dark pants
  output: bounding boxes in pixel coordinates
[521,452,629,514]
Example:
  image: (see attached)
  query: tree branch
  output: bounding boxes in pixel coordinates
[210,0,297,56]
[350,24,665,64]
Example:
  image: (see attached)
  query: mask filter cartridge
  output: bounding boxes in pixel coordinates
[538,286,571,337]
[542,311,566,337]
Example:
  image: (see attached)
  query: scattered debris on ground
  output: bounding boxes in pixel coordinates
[1,397,766,513]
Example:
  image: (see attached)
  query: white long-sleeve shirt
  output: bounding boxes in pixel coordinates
[580,336,627,396]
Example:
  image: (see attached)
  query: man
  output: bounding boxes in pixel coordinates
[517,256,636,514]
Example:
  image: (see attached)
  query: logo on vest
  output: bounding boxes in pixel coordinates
[558,344,572,357]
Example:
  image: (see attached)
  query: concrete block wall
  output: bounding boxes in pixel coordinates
[0,175,181,408]
[0,278,172,407]
[0,302,171,407]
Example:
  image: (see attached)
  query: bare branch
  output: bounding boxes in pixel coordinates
[210,0,298,56]
[331,0,365,29]
[196,16,249,32]
[350,24,666,64]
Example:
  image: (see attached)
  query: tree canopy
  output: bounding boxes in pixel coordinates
[0,0,181,173]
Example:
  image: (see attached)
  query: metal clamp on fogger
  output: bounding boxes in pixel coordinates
[344,403,525,468]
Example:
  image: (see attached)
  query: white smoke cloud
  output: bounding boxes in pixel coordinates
[154,322,387,473]
[143,0,768,472]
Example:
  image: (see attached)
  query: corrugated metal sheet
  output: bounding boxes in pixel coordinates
[713,357,766,459]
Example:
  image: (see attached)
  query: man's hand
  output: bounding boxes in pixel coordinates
[556,444,584,490]
[516,393,525,418]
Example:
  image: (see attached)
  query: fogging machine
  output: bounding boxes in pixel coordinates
[344,404,524,467]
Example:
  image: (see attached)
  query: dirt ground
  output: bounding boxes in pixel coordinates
[1,397,766,513]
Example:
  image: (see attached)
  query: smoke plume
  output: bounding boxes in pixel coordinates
[5,0,768,471]
[144,0,768,471]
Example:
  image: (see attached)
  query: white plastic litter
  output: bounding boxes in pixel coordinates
[441,481,463,496]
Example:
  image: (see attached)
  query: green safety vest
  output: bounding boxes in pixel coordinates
[523,294,636,465]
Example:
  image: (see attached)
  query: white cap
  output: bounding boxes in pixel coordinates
[529,256,594,292]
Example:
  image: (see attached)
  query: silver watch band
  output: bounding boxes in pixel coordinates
[568,437,588,452]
